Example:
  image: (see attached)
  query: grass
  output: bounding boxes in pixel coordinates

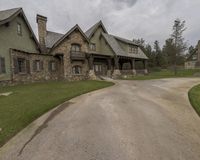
[121,69,200,80]
[188,84,200,117]
[0,80,114,147]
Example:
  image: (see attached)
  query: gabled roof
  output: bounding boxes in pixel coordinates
[0,8,21,24]
[85,20,108,39]
[46,31,64,48]
[101,33,148,59]
[0,8,41,51]
[50,24,89,51]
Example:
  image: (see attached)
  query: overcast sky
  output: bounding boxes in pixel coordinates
[1,0,200,47]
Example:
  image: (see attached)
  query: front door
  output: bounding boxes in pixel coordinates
[94,64,107,76]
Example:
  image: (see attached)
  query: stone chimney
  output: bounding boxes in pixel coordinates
[36,14,47,52]
[198,40,200,61]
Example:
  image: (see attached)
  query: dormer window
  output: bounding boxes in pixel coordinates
[90,43,96,51]
[129,46,137,54]
[71,44,81,52]
[17,23,22,36]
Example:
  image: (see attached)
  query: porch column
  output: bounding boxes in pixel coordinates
[107,58,112,77]
[89,55,94,70]
[143,60,148,74]
[114,56,119,69]
[131,59,136,75]
[88,55,96,80]
[112,56,121,78]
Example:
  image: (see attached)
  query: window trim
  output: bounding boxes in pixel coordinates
[90,43,96,51]
[17,23,22,36]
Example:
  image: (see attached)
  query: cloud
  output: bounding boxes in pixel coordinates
[0,0,200,47]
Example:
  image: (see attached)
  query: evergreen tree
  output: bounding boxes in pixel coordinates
[171,19,187,75]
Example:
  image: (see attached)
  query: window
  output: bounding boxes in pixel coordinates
[49,61,56,72]
[72,66,82,75]
[13,58,30,74]
[0,57,6,74]
[129,46,137,54]
[17,23,22,36]
[90,43,96,51]
[71,44,81,52]
[33,60,43,72]
[18,58,26,73]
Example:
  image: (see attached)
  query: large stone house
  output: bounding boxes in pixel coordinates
[0,7,148,84]
[185,40,200,69]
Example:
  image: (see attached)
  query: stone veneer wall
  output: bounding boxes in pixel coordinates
[51,31,89,81]
[10,49,62,82]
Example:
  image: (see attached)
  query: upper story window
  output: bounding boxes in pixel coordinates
[17,23,22,36]
[0,57,6,74]
[71,44,81,52]
[90,43,96,51]
[129,46,137,54]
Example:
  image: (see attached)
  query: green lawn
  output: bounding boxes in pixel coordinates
[188,84,200,117]
[121,69,200,80]
[0,80,114,146]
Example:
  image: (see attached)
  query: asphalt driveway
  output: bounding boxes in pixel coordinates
[1,78,200,160]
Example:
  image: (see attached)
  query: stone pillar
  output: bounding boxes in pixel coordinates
[131,59,136,75]
[107,58,112,77]
[143,60,148,74]
[88,55,96,80]
[112,56,121,78]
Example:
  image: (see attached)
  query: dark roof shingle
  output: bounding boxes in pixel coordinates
[46,31,64,48]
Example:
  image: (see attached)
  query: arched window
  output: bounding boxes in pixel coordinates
[72,66,82,75]
[71,44,81,52]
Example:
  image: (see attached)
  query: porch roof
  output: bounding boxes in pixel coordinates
[101,33,148,59]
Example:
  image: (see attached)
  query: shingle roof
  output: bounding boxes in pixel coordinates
[46,31,64,48]
[85,20,108,39]
[114,35,139,46]
[0,8,21,24]
[102,33,148,59]
[50,24,89,52]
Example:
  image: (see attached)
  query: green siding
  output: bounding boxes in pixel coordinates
[100,36,114,56]
[0,16,39,81]
[89,26,114,56]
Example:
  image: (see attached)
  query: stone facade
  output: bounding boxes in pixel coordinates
[51,30,89,81]
[10,49,61,82]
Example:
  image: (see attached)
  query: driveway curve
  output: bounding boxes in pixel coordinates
[1,78,200,160]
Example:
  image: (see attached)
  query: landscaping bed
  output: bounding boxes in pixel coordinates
[0,80,114,147]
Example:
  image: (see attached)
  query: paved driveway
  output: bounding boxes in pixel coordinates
[1,78,200,160]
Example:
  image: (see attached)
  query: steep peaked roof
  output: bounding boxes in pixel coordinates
[85,20,108,39]
[0,8,21,24]
[101,33,148,59]
[0,7,41,51]
[50,24,89,51]
[46,31,64,48]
